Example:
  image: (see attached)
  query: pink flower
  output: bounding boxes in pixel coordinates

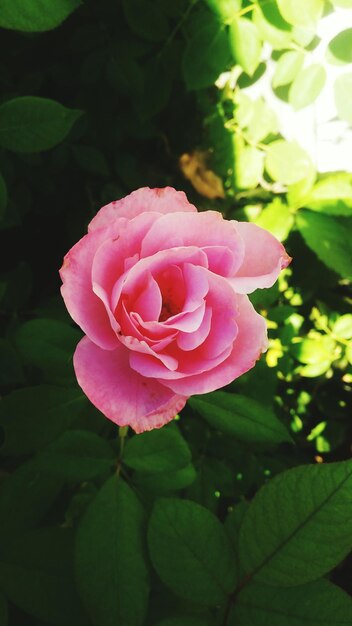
[60,187,290,433]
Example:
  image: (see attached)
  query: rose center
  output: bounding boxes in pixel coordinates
[157,266,185,322]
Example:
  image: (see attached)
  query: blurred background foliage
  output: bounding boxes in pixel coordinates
[0,0,352,625]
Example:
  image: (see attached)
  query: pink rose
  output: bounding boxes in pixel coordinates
[60,187,290,433]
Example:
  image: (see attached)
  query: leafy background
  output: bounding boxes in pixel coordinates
[0,0,352,625]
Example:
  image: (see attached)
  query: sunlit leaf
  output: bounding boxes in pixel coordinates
[327,28,352,65]
[265,140,313,185]
[305,173,352,216]
[277,0,324,26]
[272,51,305,88]
[235,145,264,189]
[334,73,352,125]
[229,17,262,76]
[289,64,326,110]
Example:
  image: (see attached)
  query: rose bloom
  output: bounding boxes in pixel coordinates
[60,187,290,433]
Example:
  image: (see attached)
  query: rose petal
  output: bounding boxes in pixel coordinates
[159,295,267,395]
[88,187,197,231]
[132,272,162,321]
[74,336,187,433]
[177,307,212,351]
[230,222,292,293]
[60,224,123,350]
[141,211,244,276]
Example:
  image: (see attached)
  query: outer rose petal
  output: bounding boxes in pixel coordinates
[60,223,124,350]
[230,222,291,294]
[74,336,187,433]
[159,295,267,395]
[88,187,197,232]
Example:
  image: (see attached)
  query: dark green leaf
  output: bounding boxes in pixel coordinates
[239,460,352,586]
[72,145,110,177]
[0,173,7,218]
[0,527,87,626]
[15,318,81,384]
[133,464,197,493]
[189,392,292,444]
[148,498,237,606]
[0,592,8,626]
[0,0,81,32]
[0,460,62,538]
[36,430,115,482]
[154,618,209,626]
[75,477,150,626]
[0,386,89,456]
[233,579,352,626]
[122,0,168,42]
[296,210,352,279]
[0,97,82,153]
[124,426,191,473]
[182,23,230,89]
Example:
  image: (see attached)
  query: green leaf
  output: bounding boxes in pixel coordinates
[331,0,352,6]
[36,431,115,482]
[204,0,241,22]
[253,2,292,50]
[124,426,191,473]
[182,23,230,90]
[0,386,88,456]
[289,64,326,110]
[133,464,197,494]
[277,0,324,26]
[235,145,264,189]
[148,498,237,606]
[0,97,82,153]
[265,140,313,185]
[154,618,209,626]
[296,210,352,279]
[239,460,352,586]
[0,592,8,626]
[246,98,279,143]
[332,314,352,339]
[291,336,335,365]
[254,198,294,241]
[305,173,352,216]
[346,342,352,365]
[0,528,87,626]
[272,51,305,88]
[139,57,172,118]
[75,477,150,626]
[233,579,352,626]
[72,145,110,177]
[0,173,7,218]
[334,73,352,125]
[327,28,352,65]
[0,0,81,32]
[189,392,292,444]
[0,460,62,538]
[122,0,168,42]
[229,17,262,76]
[15,318,81,384]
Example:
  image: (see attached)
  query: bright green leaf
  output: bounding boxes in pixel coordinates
[296,210,352,279]
[148,498,237,605]
[331,0,352,6]
[254,198,294,241]
[327,28,352,65]
[0,97,82,153]
[204,0,241,22]
[189,391,292,444]
[75,477,150,626]
[235,145,264,189]
[0,528,87,626]
[233,579,352,626]
[332,314,352,339]
[239,460,352,586]
[253,2,292,50]
[36,431,115,482]
[0,0,80,32]
[272,51,305,88]
[124,426,191,473]
[265,140,313,185]
[305,173,352,216]
[247,98,279,142]
[182,23,230,89]
[291,336,335,364]
[289,64,326,110]
[277,0,324,26]
[229,17,262,76]
[346,342,352,365]
[335,72,352,125]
